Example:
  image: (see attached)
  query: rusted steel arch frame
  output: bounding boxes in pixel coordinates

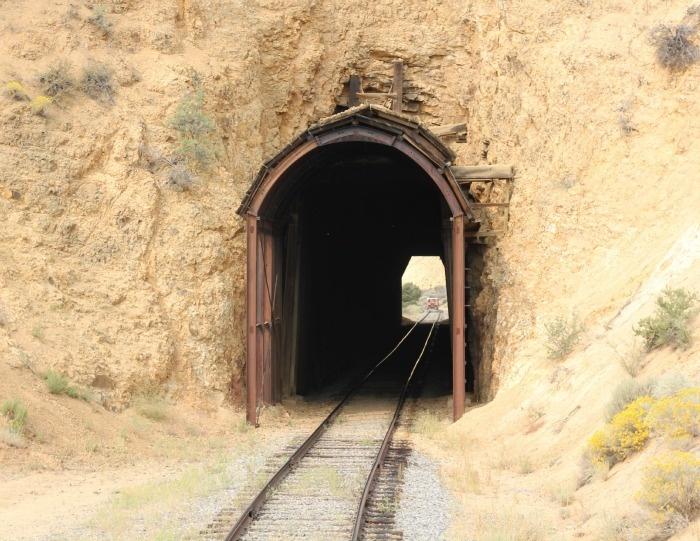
[240,107,472,424]
[244,130,472,220]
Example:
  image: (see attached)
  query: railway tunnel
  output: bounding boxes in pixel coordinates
[238,105,477,424]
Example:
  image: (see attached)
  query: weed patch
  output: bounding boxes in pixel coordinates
[649,387,700,438]
[45,370,91,400]
[87,6,113,36]
[30,95,52,116]
[134,395,169,422]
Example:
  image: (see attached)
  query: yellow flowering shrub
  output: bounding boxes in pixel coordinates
[649,387,700,438]
[588,397,654,466]
[30,95,52,115]
[637,451,700,519]
[4,80,29,100]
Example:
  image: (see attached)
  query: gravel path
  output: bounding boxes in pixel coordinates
[395,450,452,541]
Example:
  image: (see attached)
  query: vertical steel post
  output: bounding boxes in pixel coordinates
[451,215,466,421]
[246,215,258,425]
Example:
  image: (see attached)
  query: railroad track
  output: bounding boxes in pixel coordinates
[218,313,440,541]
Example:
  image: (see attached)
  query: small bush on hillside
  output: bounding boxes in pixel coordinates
[638,451,700,520]
[4,81,29,101]
[38,60,74,98]
[166,164,195,191]
[588,397,653,467]
[401,282,422,306]
[606,379,655,421]
[620,345,646,376]
[81,62,115,103]
[545,314,582,360]
[169,89,217,169]
[87,6,113,36]
[0,303,8,327]
[634,288,697,351]
[1,398,28,434]
[649,388,700,438]
[30,95,52,116]
[649,24,699,71]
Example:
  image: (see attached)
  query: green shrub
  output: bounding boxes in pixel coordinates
[169,89,217,170]
[638,451,700,520]
[45,370,90,400]
[634,288,697,351]
[545,314,582,360]
[45,370,69,394]
[606,379,655,421]
[81,62,115,103]
[1,398,28,434]
[401,282,421,305]
[38,60,74,98]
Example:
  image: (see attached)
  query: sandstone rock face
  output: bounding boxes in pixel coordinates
[1,0,698,406]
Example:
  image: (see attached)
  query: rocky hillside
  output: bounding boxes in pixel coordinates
[0,0,698,405]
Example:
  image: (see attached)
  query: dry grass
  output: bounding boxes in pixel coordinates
[133,395,169,422]
[470,508,548,541]
[289,466,350,498]
[81,62,115,103]
[413,409,444,439]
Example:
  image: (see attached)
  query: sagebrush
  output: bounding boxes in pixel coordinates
[45,370,91,400]
[81,62,115,103]
[87,6,113,36]
[649,24,699,71]
[634,288,697,351]
[606,379,655,421]
[38,60,74,97]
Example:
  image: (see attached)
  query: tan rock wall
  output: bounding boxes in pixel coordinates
[1,0,698,406]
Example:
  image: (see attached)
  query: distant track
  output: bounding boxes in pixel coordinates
[219,313,439,541]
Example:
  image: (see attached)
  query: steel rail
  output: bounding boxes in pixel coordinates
[225,312,431,541]
[350,314,439,541]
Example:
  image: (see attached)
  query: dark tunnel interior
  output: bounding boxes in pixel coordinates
[263,142,455,398]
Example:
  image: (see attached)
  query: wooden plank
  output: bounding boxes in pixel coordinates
[432,123,467,137]
[470,202,510,208]
[356,92,397,98]
[450,164,514,180]
[464,230,504,237]
[392,61,403,113]
[348,75,361,107]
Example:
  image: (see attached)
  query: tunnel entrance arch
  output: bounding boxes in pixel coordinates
[237,105,477,424]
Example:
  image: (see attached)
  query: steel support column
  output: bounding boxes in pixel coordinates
[451,215,466,421]
[246,215,259,425]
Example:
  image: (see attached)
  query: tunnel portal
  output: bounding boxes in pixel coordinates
[237,106,475,424]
